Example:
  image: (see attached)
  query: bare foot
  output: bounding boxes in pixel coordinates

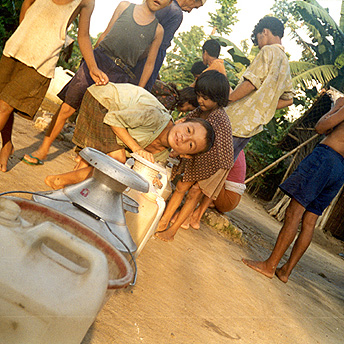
[73,155,82,170]
[73,156,89,171]
[23,149,47,165]
[45,175,65,190]
[155,229,175,242]
[0,141,14,172]
[275,266,289,283]
[170,212,178,224]
[171,211,190,230]
[242,258,275,279]
[156,217,170,232]
[189,216,200,230]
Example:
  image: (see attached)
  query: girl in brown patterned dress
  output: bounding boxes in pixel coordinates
[156,70,234,242]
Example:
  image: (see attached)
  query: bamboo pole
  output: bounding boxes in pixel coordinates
[287,132,300,142]
[244,133,319,184]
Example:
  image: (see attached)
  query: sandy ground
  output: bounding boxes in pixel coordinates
[1,115,344,344]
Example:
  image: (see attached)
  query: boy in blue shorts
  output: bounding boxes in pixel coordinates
[242,97,344,283]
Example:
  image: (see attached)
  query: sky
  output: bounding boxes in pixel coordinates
[90,0,342,61]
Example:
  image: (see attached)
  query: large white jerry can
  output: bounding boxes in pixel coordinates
[0,214,109,344]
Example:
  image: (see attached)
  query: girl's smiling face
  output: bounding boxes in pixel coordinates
[196,93,218,113]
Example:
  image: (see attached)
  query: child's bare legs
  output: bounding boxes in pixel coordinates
[171,211,191,229]
[276,210,318,283]
[189,194,212,229]
[73,155,89,170]
[23,103,76,163]
[188,189,242,229]
[156,183,203,242]
[73,148,126,171]
[46,149,127,189]
[189,187,242,229]
[45,166,93,190]
[108,149,126,164]
[242,198,305,279]
[0,100,14,172]
[156,180,194,232]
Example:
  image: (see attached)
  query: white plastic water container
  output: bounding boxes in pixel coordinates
[45,66,74,104]
[124,189,165,257]
[128,153,173,201]
[0,199,109,344]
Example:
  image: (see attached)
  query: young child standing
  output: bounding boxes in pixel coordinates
[23,0,171,165]
[156,70,234,242]
[0,0,108,172]
[243,97,344,283]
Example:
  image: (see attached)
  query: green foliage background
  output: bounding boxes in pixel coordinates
[0,0,23,54]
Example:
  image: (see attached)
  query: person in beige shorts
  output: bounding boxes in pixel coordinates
[0,0,108,172]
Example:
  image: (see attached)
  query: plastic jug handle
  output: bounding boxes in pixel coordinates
[24,222,107,275]
[108,261,133,289]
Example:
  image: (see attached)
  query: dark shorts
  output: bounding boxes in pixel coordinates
[233,136,251,161]
[0,55,50,119]
[280,144,344,215]
[58,47,136,110]
[72,90,122,154]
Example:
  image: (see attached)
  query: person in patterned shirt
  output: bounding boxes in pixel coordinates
[226,16,294,160]
[156,70,234,242]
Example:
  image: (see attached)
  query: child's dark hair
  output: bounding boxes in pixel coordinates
[251,16,284,45]
[177,87,198,108]
[202,39,221,58]
[191,61,207,77]
[184,117,215,154]
[194,70,229,108]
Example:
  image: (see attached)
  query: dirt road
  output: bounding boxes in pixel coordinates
[2,115,344,344]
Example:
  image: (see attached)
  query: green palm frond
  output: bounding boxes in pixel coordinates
[210,35,251,66]
[334,51,344,70]
[294,1,343,36]
[340,0,344,32]
[292,64,338,89]
[166,53,188,63]
[173,38,189,56]
[302,0,327,10]
[289,61,317,77]
[293,1,344,63]
[288,27,316,61]
[296,15,337,61]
